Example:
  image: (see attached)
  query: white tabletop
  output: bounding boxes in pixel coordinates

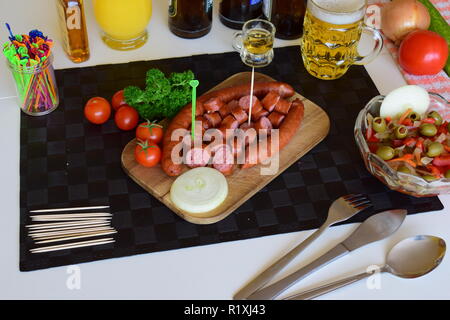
[0,0,449,300]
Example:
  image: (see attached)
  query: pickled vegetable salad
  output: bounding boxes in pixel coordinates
[366,108,450,181]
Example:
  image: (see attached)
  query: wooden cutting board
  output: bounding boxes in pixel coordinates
[121,72,330,224]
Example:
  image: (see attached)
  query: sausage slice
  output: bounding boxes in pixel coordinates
[267,111,285,128]
[262,91,281,112]
[204,97,225,113]
[212,144,234,175]
[219,115,239,138]
[251,109,269,121]
[239,95,263,113]
[254,116,273,132]
[219,100,238,118]
[203,112,222,128]
[274,99,292,115]
[185,147,211,168]
[231,107,248,125]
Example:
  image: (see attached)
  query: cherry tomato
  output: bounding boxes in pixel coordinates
[84,97,111,124]
[115,105,139,131]
[134,140,161,167]
[398,30,448,75]
[136,120,164,144]
[111,89,126,111]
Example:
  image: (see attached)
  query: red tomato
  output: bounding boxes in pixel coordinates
[115,105,139,131]
[398,30,448,75]
[84,97,111,124]
[134,140,161,167]
[136,121,164,144]
[111,89,126,111]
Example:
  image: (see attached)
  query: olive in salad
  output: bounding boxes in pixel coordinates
[365,108,450,182]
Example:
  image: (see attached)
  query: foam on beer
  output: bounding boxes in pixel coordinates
[309,0,365,25]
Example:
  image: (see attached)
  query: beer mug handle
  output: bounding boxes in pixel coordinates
[233,32,243,52]
[353,26,383,65]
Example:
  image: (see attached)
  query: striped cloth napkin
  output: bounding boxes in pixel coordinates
[370,0,450,101]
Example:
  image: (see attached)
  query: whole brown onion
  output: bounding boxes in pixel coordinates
[381,0,431,45]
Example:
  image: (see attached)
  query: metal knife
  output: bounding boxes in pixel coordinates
[246,209,407,300]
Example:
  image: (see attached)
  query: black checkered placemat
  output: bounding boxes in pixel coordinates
[19,46,444,271]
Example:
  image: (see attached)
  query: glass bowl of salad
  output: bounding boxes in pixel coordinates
[355,91,450,197]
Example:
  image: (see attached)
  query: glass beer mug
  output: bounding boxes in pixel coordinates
[300,0,383,80]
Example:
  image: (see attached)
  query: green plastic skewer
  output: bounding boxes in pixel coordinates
[189,80,199,140]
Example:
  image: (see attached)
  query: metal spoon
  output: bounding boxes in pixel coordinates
[247,209,406,300]
[234,194,371,300]
[285,235,446,300]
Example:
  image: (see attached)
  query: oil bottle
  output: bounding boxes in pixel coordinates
[56,0,90,63]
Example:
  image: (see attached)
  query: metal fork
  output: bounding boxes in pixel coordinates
[233,194,371,300]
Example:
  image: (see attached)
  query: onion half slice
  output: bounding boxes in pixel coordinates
[380,85,429,118]
[170,167,228,215]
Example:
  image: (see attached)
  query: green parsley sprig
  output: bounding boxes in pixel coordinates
[124,68,195,120]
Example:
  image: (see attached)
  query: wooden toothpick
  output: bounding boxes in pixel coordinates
[29,206,109,213]
[247,67,255,125]
[30,238,115,253]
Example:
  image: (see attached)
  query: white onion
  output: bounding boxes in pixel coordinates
[420,157,434,165]
[380,85,430,119]
[395,145,406,157]
[170,167,228,216]
[375,131,390,140]
[381,0,430,44]
[436,133,447,143]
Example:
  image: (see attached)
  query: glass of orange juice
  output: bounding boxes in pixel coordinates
[93,0,152,50]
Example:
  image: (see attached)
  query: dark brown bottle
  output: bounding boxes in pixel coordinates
[219,0,264,30]
[264,0,306,40]
[169,0,213,39]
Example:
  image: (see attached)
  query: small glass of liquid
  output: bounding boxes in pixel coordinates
[233,19,275,68]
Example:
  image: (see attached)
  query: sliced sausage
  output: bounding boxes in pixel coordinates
[195,115,210,133]
[185,146,211,168]
[239,122,254,130]
[212,144,234,175]
[238,95,251,111]
[207,82,295,104]
[262,91,281,112]
[267,111,285,128]
[204,97,225,113]
[231,107,248,125]
[250,102,264,117]
[230,139,244,157]
[161,82,295,176]
[242,138,260,168]
[239,95,263,114]
[219,100,236,118]
[251,109,269,121]
[237,122,257,146]
[203,112,222,128]
[274,99,292,115]
[242,98,305,169]
[229,134,254,161]
[219,114,239,138]
[254,116,273,132]
[214,163,234,175]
